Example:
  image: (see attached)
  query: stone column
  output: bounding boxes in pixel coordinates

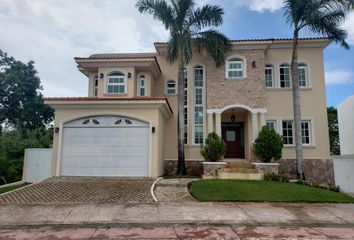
[207,112,214,134]
[215,112,222,137]
[251,112,258,142]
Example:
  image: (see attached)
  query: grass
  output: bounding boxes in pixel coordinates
[190,179,354,203]
[0,183,29,195]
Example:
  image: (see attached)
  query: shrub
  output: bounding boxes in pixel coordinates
[264,172,289,182]
[253,126,283,163]
[201,132,226,162]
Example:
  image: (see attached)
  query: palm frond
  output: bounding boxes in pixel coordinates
[189,5,224,29]
[136,0,175,30]
[193,30,231,67]
[174,0,195,31]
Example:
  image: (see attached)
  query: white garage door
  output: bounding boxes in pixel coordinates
[61,115,150,177]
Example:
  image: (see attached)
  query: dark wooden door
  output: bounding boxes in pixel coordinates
[222,123,245,159]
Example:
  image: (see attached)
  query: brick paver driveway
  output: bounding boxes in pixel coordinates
[0,177,155,204]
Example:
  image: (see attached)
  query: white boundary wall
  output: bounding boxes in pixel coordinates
[23,148,52,183]
[333,155,354,193]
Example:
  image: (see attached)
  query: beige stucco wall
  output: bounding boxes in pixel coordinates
[265,47,330,159]
[51,107,166,177]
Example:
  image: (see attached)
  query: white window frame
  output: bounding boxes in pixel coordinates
[298,63,309,88]
[165,80,177,95]
[183,67,188,144]
[137,74,146,96]
[281,119,314,146]
[279,64,291,89]
[265,64,274,88]
[193,66,204,145]
[106,72,127,94]
[93,74,98,96]
[226,56,246,79]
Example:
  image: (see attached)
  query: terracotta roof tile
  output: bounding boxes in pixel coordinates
[75,53,157,60]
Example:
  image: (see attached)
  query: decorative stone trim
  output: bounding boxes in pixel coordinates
[203,162,227,178]
[252,163,279,174]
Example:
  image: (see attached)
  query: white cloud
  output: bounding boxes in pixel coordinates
[0,0,168,97]
[343,11,354,45]
[236,0,284,12]
[325,70,354,85]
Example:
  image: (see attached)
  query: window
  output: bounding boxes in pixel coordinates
[226,57,245,78]
[107,72,126,94]
[265,64,274,88]
[266,120,277,131]
[194,66,204,144]
[282,120,293,145]
[93,74,98,96]
[301,120,311,145]
[298,63,308,87]
[138,74,146,96]
[282,120,313,145]
[166,80,176,95]
[280,64,291,88]
[183,67,188,144]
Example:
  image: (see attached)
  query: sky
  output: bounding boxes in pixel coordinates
[0,0,353,107]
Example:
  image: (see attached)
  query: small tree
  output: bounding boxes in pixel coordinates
[253,126,283,163]
[201,132,226,162]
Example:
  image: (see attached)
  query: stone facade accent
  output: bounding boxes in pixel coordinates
[206,50,266,109]
[202,162,227,178]
[278,159,335,186]
[252,163,279,174]
[164,160,203,176]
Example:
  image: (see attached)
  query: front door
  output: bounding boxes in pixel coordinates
[222,123,245,159]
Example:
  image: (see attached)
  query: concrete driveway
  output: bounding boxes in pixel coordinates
[0,177,155,204]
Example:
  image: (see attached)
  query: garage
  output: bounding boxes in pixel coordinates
[60,115,150,177]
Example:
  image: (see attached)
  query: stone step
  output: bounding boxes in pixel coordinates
[223,168,258,174]
[218,172,264,180]
[225,163,255,169]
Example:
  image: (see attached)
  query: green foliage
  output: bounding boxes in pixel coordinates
[263,172,289,183]
[0,128,53,184]
[327,107,340,155]
[0,50,53,131]
[201,132,226,162]
[253,126,283,163]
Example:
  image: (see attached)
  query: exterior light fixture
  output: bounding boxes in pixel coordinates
[128,72,132,78]
[100,73,104,79]
[55,127,60,134]
[231,110,236,122]
[252,61,257,68]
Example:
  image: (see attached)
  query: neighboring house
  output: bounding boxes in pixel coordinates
[45,38,331,178]
[338,95,354,155]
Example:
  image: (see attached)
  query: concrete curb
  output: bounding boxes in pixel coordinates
[151,177,162,202]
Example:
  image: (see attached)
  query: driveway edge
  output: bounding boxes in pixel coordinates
[151,177,162,202]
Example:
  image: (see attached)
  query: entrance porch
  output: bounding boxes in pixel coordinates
[207,104,267,161]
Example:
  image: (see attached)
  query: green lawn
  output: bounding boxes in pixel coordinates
[190,180,354,203]
[0,183,29,195]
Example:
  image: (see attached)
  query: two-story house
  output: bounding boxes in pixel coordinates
[45,38,331,178]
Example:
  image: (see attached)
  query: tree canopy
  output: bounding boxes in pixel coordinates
[0,50,53,132]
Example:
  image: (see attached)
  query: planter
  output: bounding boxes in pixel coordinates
[252,162,279,174]
[202,162,227,179]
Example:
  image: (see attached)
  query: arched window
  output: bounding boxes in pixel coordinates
[226,57,246,78]
[106,72,126,94]
[166,80,176,95]
[279,64,291,88]
[265,64,274,88]
[298,63,309,87]
[138,74,146,96]
[194,66,204,144]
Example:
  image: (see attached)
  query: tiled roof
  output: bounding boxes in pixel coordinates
[75,53,157,60]
[154,37,332,45]
[44,97,173,113]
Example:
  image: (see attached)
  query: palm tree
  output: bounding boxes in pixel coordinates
[283,0,354,179]
[136,0,231,175]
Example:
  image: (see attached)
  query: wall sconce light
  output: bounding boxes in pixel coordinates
[252,61,257,68]
[230,110,236,122]
[128,72,132,78]
[152,127,155,133]
[100,73,104,79]
[55,127,60,134]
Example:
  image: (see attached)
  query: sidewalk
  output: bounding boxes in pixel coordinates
[1,202,354,227]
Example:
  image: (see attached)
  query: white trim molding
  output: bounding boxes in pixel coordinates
[207,104,267,114]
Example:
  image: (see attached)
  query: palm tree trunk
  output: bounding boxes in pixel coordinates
[291,30,305,180]
[176,65,187,175]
